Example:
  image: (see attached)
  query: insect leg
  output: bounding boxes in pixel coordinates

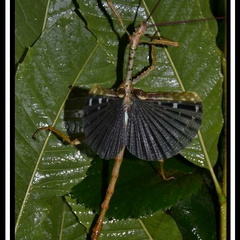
[159,159,175,181]
[91,147,125,240]
[106,0,130,37]
[132,44,157,85]
[132,33,179,85]
[144,34,179,47]
[32,126,81,146]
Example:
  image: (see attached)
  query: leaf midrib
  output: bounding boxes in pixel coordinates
[15,40,100,233]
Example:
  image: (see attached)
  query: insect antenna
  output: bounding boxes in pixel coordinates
[150,16,225,27]
[145,0,162,23]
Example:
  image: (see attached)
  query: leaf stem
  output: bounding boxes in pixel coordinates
[220,201,227,240]
[197,131,226,240]
[198,131,226,203]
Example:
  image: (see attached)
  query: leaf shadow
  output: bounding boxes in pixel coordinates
[69,154,203,220]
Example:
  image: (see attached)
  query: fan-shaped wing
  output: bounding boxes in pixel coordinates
[83,95,126,159]
[127,96,202,161]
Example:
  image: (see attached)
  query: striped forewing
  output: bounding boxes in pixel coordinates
[83,95,127,159]
[127,98,202,160]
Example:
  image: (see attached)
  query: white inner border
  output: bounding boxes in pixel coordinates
[230,0,235,239]
[6,0,10,239]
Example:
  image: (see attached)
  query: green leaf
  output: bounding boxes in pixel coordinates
[15,0,47,63]
[70,157,203,219]
[67,196,182,240]
[15,11,95,239]
[170,185,217,240]
[41,196,86,239]
[141,211,182,240]
[15,0,75,64]
[15,0,224,239]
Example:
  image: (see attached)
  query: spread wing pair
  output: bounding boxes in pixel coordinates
[83,90,202,161]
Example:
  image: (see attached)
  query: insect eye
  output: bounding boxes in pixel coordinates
[134,89,148,100]
[117,87,125,98]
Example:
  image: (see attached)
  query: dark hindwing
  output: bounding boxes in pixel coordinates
[127,98,202,161]
[83,95,126,159]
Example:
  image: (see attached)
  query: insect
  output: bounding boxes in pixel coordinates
[32,0,206,239]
